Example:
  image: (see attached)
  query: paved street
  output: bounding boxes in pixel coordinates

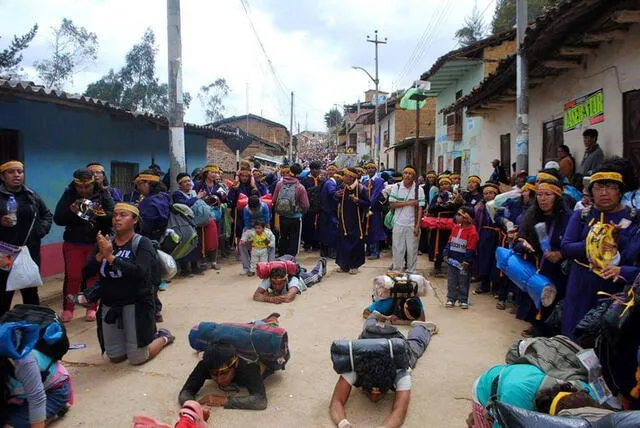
[40,251,525,427]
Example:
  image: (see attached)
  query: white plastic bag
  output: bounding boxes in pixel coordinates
[6,246,43,291]
[157,249,177,281]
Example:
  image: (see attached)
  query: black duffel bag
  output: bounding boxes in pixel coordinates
[330,338,409,374]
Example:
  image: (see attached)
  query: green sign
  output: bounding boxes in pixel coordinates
[563,89,604,132]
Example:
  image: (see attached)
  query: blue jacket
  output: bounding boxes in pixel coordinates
[243,202,271,229]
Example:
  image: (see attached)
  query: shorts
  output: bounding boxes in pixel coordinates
[101,304,150,365]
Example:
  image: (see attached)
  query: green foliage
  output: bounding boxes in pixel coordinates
[198,78,230,122]
[0,24,38,76]
[491,0,561,34]
[455,5,486,47]
[84,28,189,116]
[324,108,343,129]
[35,18,98,90]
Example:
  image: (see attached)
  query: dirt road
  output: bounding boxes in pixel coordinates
[50,251,526,427]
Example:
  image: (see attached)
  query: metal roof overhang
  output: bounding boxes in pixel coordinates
[424,59,483,96]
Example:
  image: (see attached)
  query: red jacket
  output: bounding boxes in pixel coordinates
[443,223,478,264]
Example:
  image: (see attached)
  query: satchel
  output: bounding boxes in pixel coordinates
[6,215,42,291]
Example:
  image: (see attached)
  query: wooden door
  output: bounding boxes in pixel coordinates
[542,119,563,164]
[437,155,444,173]
[111,162,139,196]
[0,129,20,162]
[500,134,511,172]
[624,90,640,175]
[453,156,462,175]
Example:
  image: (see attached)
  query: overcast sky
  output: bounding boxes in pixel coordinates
[2,0,496,131]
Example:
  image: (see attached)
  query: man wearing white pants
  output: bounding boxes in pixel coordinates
[388,166,425,274]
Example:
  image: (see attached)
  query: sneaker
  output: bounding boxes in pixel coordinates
[85,309,96,322]
[247,272,255,277]
[319,257,327,276]
[158,281,168,291]
[61,310,73,323]
[211,262,220,271]
[460,302,469,310]
[411,320,438,335]
[156,328,175,345]
[496,301,506,310]
[445,300,454,308]
[349,268,358,275]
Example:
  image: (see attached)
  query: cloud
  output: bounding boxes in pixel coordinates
[1,0,493,130]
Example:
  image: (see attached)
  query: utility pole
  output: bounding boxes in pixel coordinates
[167,0,185,191]
[515,0,529,172]
[289,91,294,162]
[367,30,387,168]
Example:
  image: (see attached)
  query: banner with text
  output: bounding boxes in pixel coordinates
[563,89,604,132]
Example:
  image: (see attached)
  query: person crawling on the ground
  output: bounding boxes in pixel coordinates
[252,256,327,304]
[178,341,269,410]
[329,313,438,428]
[362,296,425,325]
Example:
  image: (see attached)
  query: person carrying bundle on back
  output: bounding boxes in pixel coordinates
[362,273,429,324]
[252,255,327,304]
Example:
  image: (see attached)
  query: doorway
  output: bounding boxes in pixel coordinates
[624,89,640,175]
[542,118,564,165]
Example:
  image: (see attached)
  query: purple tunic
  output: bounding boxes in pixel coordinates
[561,206,640,338]
[335,184,370,271]
[318,178,339,249]
[364,176,387,243]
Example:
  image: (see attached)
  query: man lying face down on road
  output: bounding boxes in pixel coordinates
[252,256,327,304]
[329,312,438,428]
[178,341,269,410]
[362,296,426,325]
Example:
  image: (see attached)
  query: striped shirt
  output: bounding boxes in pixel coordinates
[389,182,425,227]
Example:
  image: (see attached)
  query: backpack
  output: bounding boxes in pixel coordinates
[0,304,70,363]
[160,204,198,260]
[132,234,176,285]
[275,183,299,216]
[191,199,212,227]
[307,184,322,215]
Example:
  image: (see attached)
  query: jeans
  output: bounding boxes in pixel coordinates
[278,217,301,257]
[362,317,431,369]
[447,264,471,304]
[367,242,380,257]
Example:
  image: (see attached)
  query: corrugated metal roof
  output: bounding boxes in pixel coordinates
[0,78,236,137]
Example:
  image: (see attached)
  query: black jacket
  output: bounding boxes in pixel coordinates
[53,184,114,244]
[0,184,53,267]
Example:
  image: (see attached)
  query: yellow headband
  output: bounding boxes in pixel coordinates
[135,174,161,184]
[590,172,623,184]
[114,203,140,217]
[0,161,24,173]
[403,167,416,175]
[457,210,472,222]
[355,167,366,173]
[467,176,481,185]
[521,183,536,193]
[364,162,377,169]
[439,177,452,185]
[549,391,573,416]
[483,183,500,193]
[537,172,557,181]
[343,168,358,178]
[178,176,191,185]
[393,175,403,182]
[211,356,239,374]
[203,165,221,173]
[73,177,95,185]
[87,165,105,173]
[536,182,563,197]
[450,174,460,179]
[333,172,343,179]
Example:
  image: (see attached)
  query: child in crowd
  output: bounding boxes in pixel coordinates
[240,221,276,277]
[443,206,478,309]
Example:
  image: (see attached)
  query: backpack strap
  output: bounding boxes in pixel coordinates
[131,233,142,255]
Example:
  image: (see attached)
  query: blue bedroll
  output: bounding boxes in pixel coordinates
[496,247,556,310]
[0,321,40,359]
[189,322,290,370]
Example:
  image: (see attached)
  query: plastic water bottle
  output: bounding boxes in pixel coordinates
[534,222,551,252]
[6,196,17,227]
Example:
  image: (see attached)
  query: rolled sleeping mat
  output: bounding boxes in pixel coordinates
[256,260,298,279]
[189,322,290,371]
[496,247,556,309]
[0,321,40,359]
[330,338,409,374]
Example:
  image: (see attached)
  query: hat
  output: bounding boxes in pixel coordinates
[517,169,528,176]
[544,161,560,171]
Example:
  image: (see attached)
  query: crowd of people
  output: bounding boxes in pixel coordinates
[2,126,640,426]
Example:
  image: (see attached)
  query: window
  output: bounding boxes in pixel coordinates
[0,129,20,162]
[453,156,462,175]
[437,155,444,173]
[111,162,139,196]
[542,119,564,164]
[383,130,389,147]
[446,112,463,142]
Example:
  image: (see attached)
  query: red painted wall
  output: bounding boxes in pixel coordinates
[40,242,64,278]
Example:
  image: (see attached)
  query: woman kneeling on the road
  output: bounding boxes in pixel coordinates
[83,203,174,365]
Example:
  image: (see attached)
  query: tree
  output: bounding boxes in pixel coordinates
[84,28,189,116]
[34,19,98,90]
[198,78,230,122]
[491,0,560,34]
[455,5,486,47]
[0,25,38,77]
[324,108,343,129]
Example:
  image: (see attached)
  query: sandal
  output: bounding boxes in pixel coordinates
[85,309,96,322]
[496,301,506,310]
